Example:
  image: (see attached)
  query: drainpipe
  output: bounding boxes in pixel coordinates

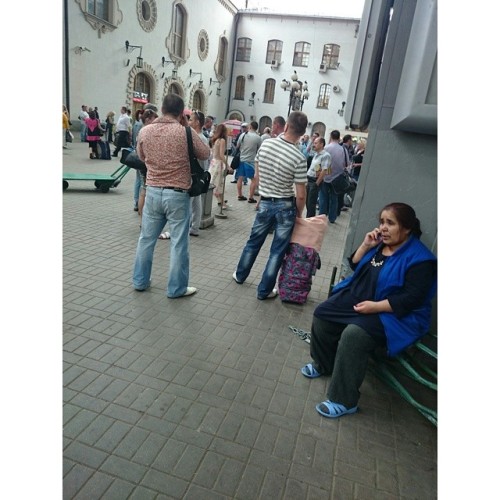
[63,0,70,113]
[225,11,241,119]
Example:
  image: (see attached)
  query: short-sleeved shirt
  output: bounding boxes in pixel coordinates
[239,130,262,163]
[255,136,307,198]
[323,142,348,183]
[115,113,131,132]
[307,149,331,179]
[137,117,210,189]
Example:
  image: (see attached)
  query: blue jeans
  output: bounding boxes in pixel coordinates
[133,170,142,206]
[318,182,338,223]
[132,187,191,297]
[235,198,296,298]
[80,122,87,142]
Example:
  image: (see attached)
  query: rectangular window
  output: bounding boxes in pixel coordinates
[88,0,109,21]
[266,40,283,64]
[236,38,252,62]
[322,44,340,68]
[293,42,311,67]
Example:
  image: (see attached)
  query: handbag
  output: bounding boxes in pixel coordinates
[230,150,241,171]
[186,127,211,197]
[331,170,351,194]
[331,146,354,194]
[65,130,73,143]
[229,132,245,170]
[121,148,147,176]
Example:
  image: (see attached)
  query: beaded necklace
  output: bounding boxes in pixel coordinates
[370,251,386,267]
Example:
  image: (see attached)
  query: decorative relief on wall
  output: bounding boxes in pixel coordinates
[74,0,123,38]
[137,0,158,32]
[197,30,209,61]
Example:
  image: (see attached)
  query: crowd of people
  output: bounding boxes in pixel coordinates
[64,94,437,420]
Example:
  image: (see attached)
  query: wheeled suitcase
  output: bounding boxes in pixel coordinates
[277,215,328,304]
[97,140,111,160]
[278,243,321,304]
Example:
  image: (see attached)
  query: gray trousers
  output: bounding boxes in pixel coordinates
[190,195,202,234]
[310,316,380,409]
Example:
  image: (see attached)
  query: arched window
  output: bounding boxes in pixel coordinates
[266,40,283,64]
[322,44,340,69]
[235,76,245,100]
[259,116,272,133]
[293,42,311,67]
[168,82,183,97]
[263,79,276,103]
[236,37,252,62]
[216,37,228,79]
[192,90,203,112]
[312,122,326,138]
[172,3,186,59]
[132,72,152,117]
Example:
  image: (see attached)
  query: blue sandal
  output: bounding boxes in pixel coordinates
[301,363,322,378]
[315,400,358,418]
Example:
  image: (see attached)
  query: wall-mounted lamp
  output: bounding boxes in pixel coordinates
[125,59,130,67]
[161,56,174,67]
[189,69,203,87]
[249,92,256,106]
[74,46,91,55]
[125,40,143,68]
[160,72,165,79]
[210,77,222,97]
[171,68,178,80]
[338,101,346,117]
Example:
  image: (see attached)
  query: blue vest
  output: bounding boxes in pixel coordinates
[333,236,437,356]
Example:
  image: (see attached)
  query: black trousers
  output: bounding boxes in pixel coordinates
[113,131,130,155]
[309,316,380,408]
[306,180,319,218]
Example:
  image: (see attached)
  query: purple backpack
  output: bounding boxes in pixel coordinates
[278,243,321,304]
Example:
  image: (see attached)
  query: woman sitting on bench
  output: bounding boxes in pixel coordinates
[301,202,437,418]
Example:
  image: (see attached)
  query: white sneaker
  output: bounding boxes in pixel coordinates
[158,232,171,240]
[232,271,242,284]
[258,288,278,300]
[182,287,197,297]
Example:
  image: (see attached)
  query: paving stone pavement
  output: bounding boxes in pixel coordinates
[63,140,437,499]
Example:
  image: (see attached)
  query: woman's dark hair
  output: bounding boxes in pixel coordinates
[141,109,158,123]
[380,202,422,238]
[211,124,227,143]
[88,110,96,120]
[135,109,143,121]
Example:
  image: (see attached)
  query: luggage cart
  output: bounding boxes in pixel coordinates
[63,163,130,193]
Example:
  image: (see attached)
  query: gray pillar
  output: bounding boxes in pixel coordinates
[199,185,215,229]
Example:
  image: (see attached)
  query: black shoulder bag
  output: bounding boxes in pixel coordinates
[186,126,211,197]
[230,132,245,170]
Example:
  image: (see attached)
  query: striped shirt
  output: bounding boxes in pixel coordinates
[255,136,307,198]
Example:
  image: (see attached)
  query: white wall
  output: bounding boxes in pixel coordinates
[64,5,360,133]
[229,13,360,134]
[65,0,237,123]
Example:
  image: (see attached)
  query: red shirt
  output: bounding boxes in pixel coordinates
[137,115,210,189]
